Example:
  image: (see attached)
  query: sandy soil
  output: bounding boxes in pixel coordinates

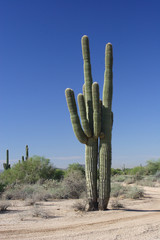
[0,186,160,240]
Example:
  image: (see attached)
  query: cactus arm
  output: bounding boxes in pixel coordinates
[65,88,88,144]
[78,94,92,137]
[99,43,113,210]
[103,43,113,109]
[92,82,101,138]
[81,35,93,131]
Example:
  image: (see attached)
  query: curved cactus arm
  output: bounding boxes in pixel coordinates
[92,82,101,137]
[81,35,93,130]
[78,94,92,137]
[65,88,88,144]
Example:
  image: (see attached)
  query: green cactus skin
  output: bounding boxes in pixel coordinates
[22,156,24,162]
[3,149,10,170]
[65,36,102,210]
[99,43,113,210]
[25,145,29,160]
[65,36,113,211]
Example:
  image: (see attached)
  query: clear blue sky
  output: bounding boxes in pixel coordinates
[0,0,160,169]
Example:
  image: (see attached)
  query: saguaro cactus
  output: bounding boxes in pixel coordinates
[25,145,29,160]
[3,149,11,170]
[65,35,113,210]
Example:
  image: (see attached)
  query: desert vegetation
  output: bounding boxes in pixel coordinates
[0,156,160,207]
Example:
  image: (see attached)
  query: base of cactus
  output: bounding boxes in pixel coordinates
[87,200,98,211]
[98,198,109,210]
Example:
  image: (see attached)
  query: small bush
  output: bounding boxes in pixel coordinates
[111,183,127,197]
[0,201,11,212]
[112,175,126,182]
[2,184,51,201]
[111,200,124,209]
[32,205,50,219]
[111,183,144,199]
[72,200,87,212]
[137,176,156,187]
[154,171,160,179]
[60,170,86,199]
[65,163,85,177]
[126,186,144,199]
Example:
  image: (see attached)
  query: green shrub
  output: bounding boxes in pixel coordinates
[145,159,160,175]
[111,183,144,199]
[54,169,65,181]
[65,163,85,177]
[126,186,144,199]
[0,156,55,185]
[129,166,146,176]
[112,175,126,182]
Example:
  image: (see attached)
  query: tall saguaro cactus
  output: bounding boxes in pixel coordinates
[65,35,113,210]
[3,149,11,170]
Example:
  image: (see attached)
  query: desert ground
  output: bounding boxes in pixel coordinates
[0,186,160,240]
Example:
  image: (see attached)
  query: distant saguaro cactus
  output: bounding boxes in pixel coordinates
[25,145,29,160]
[3,149,11,170]
[65,36,113,210]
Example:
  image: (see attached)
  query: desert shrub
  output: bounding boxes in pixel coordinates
[0,156,55,185]
[111,183,128,197]
[112,175,126,182]
[126,186,144,199]
[124,176,136,184]
[0,181,5,195]
[145,159,160,175]
[111,183,144,199]
[32,205,50,218]
[2,184,51,201]
[0,201,11,212]
[154,171,160,178]
[110,199,124,209]
[111,168,123,176]
[72,200,87,212]
[54,169,65,181]
[129,166,146,177]
[137,176,156,187]
[65,163,85,177]
[60,170,86,199]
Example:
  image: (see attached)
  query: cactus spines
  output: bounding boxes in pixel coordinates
[3,149,10,170]
[65,36,113,210]
[25,145,29,160]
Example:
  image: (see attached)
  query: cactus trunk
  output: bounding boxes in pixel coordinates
[99,43,113,210]
[85,138,98,210]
